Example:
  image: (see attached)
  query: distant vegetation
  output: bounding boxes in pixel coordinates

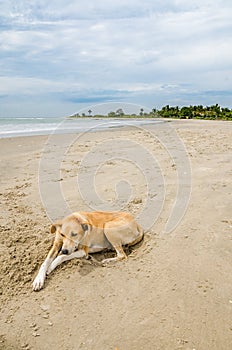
[68,104,232,120]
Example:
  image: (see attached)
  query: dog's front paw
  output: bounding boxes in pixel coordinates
[32,274,45,291]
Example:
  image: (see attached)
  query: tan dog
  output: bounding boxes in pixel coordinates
[32,211,143,291]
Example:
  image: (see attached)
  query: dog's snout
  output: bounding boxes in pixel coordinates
[62,249,69,255]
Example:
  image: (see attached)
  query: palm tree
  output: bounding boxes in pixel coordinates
[116,108,124,116]
[88,110,92,117]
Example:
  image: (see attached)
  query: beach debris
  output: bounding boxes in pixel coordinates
[40,304,50,311]
[32,332,40,337]
[131,197,142,204]
[29,322,37,328]
[30,322,40,337]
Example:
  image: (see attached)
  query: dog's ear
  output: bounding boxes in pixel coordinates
[50,222,62,234]
[81,224,89,232]
[74,213,90,232]
[50,225,57,234]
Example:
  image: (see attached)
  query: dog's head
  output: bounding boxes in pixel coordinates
[50,213,89,255]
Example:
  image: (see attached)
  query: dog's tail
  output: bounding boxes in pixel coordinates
[130,223,144,246]
[137,223,144,240]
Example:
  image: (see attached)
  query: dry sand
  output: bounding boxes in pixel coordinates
[0,119,231,350]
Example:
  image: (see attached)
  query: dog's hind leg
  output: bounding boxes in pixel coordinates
[102,227,127,264]
[101,244,127,264]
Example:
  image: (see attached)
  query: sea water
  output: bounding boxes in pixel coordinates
[0,117,161,138]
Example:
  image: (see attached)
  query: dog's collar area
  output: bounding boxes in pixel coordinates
[78,230,88,245]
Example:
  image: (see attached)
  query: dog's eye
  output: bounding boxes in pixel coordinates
[71,232,77,237]
[60,233,65,237]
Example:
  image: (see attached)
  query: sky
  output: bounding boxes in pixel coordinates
[0,0,232,117]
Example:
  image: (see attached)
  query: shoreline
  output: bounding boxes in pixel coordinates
[1,116,231,140]
[0,117,165,139]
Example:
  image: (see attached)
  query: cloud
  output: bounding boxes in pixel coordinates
[0,0,232,116]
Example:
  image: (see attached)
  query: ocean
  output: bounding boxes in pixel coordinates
[0,117,161,138]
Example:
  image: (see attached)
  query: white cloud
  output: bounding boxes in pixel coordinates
[0,0,232,116]
[0,76,69,95]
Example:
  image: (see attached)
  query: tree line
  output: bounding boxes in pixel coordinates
[69,104,232,120]
[155,104,232,120]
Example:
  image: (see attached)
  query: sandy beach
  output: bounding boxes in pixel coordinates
[0,119,232,350]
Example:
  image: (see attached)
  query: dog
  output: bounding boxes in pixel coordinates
[32,211,143,291]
